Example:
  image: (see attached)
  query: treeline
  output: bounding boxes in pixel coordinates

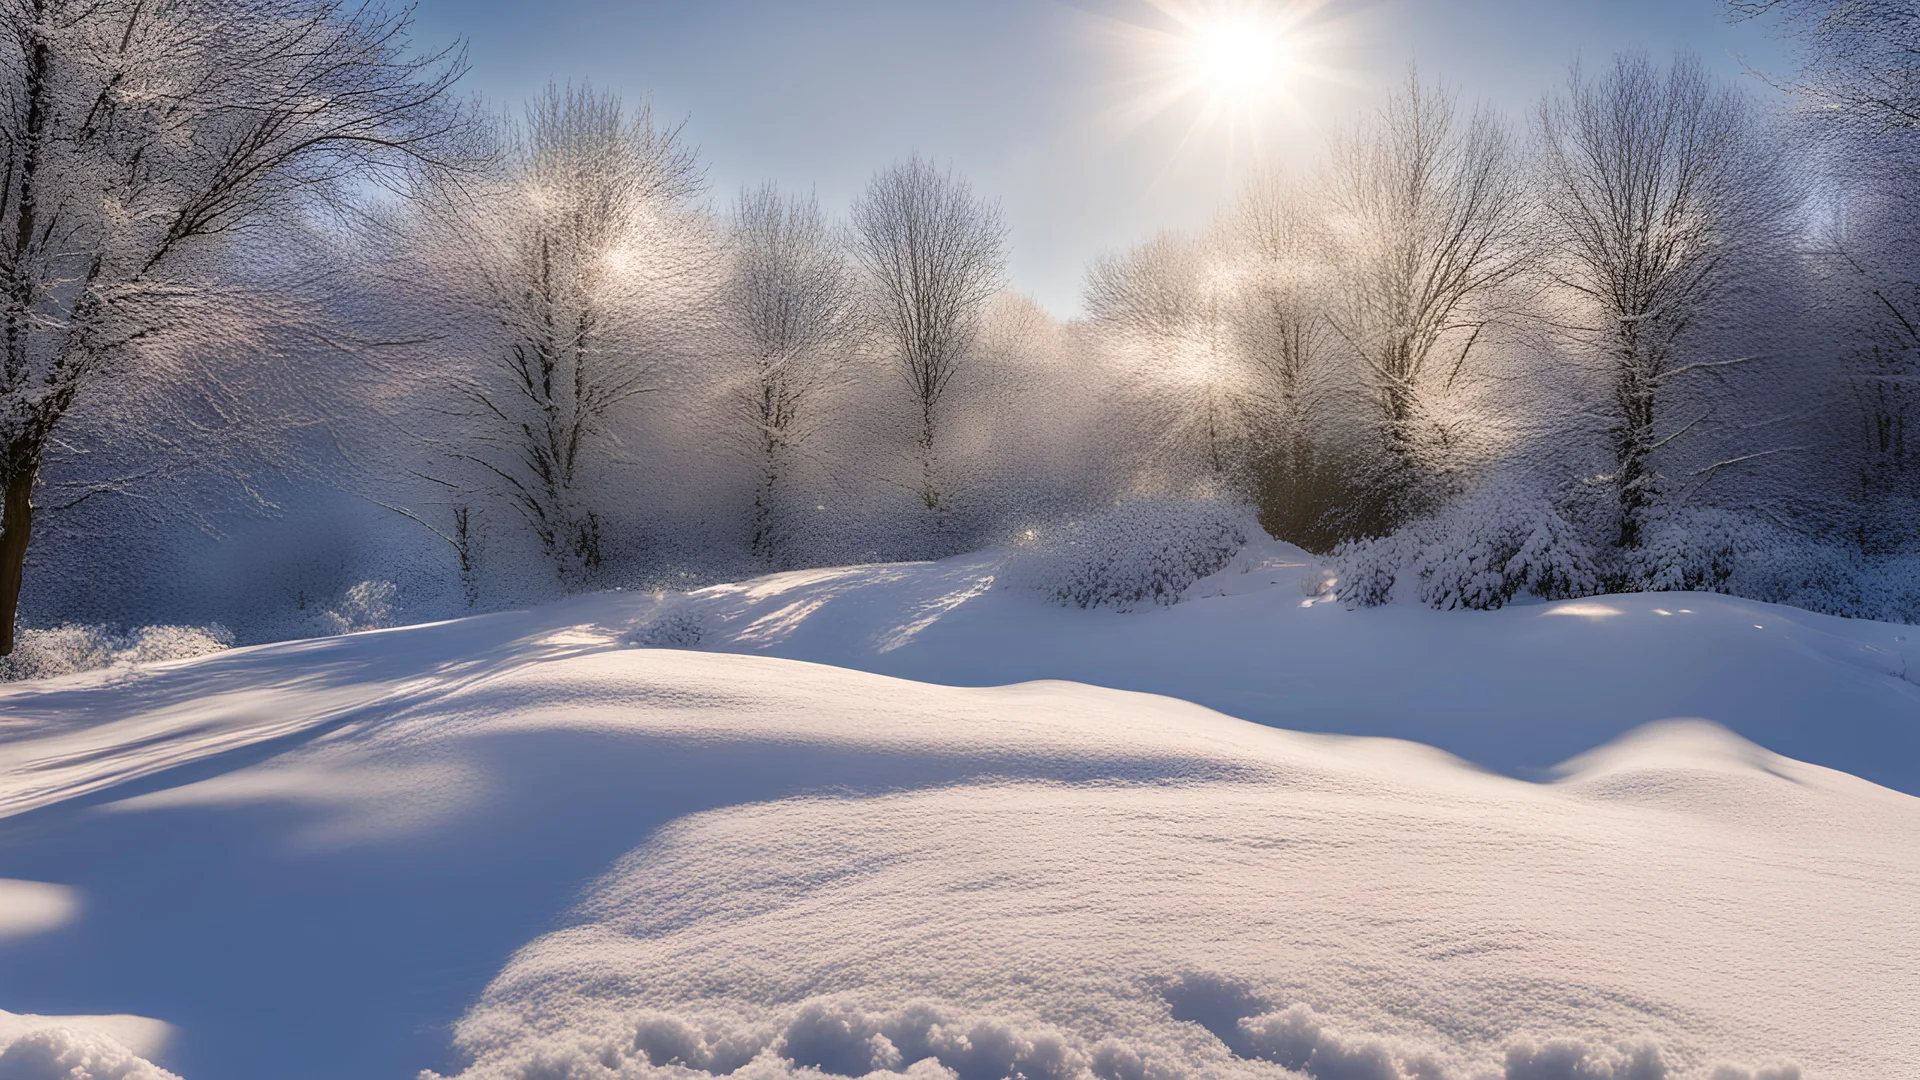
[7,0,1920,647]
[1085,38,1920,613]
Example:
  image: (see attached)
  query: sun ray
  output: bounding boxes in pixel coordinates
[1087,0,1361,168]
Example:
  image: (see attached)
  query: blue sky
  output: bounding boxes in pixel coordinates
[405,0,1796,317]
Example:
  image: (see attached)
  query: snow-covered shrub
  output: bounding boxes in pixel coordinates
[1721,537,1920,623]
[1333,529,1424,608]
[1337,483,1600,610]
[115,625,236,665]
[1003,498,1259,611]
[0,623,233,682]
[0,626,112,680]
[306,579,400,636]
[1631,508,1742,593]
[1298,564,1339,600]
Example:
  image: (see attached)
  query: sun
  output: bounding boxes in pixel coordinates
[1094,0,1350,162]
[1186,14,1291,101]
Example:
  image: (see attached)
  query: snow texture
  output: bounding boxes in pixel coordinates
[1,546,1915,1080]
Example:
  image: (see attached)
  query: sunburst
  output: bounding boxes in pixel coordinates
[1094,0,1356,163]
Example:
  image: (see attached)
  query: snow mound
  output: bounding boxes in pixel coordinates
[0,1024,176,1080]
[392,670,1908,1080]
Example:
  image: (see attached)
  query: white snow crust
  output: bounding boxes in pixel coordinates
[1,541,1915,1080]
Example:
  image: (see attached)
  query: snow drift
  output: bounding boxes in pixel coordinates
[1,544,1916,1080]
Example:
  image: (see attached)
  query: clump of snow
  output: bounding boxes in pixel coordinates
[0,1026,177,1080]
[1499,1039,1801,1080]
[0,623,233,682]
[1336,483,1599,610]
[434,1001,1098,1080]
[1238,1004,1443,1079]
[1002,498,1259,610]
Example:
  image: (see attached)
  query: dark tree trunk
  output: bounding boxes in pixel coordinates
[918,399,940,514]
[0,463,35,656]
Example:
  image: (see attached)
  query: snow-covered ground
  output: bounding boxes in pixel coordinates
[1,539,1915,1080]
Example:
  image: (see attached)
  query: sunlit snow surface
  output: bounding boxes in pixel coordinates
[1,540,1916,1080]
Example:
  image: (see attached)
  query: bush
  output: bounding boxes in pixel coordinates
[1336,480,1920,622]
[1337,483,1600,610]
[0,623,234,682]
[1003,498,1260,611]
[1631,507,1741,593]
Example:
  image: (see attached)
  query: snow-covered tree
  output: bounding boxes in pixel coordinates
[1324,72,1529,528]
[404,84,708,587]
[1219,170,1347,546]
[1537,53,1802,547]
[723,184,854,565]
[0,0,467,654]
[1729,0,1920,141]
[1804,139,1920,545]
[1084,230,1249,493]
[849,155,1008,525]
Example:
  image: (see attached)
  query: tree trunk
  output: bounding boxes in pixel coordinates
[1615,345,1658,550]
[0,463,35,656]
[918,400,941,515]
[751,451,779,565]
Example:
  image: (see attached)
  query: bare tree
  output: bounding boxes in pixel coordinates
[0,0,467,654]
[1537,53,1801,547]
[1793,138,1920,546]
[1325,72,1529,524]
[1729,0,1920,139]
[724,183,854,565]
[1085,231,1246,491]
[408,84,706,586]
[849,155,1008,522]
[1220,170,1344,543]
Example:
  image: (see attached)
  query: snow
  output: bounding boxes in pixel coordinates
[0,1012,175,1076]
[646,536,1920,795]
[1,539,1916,1080]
